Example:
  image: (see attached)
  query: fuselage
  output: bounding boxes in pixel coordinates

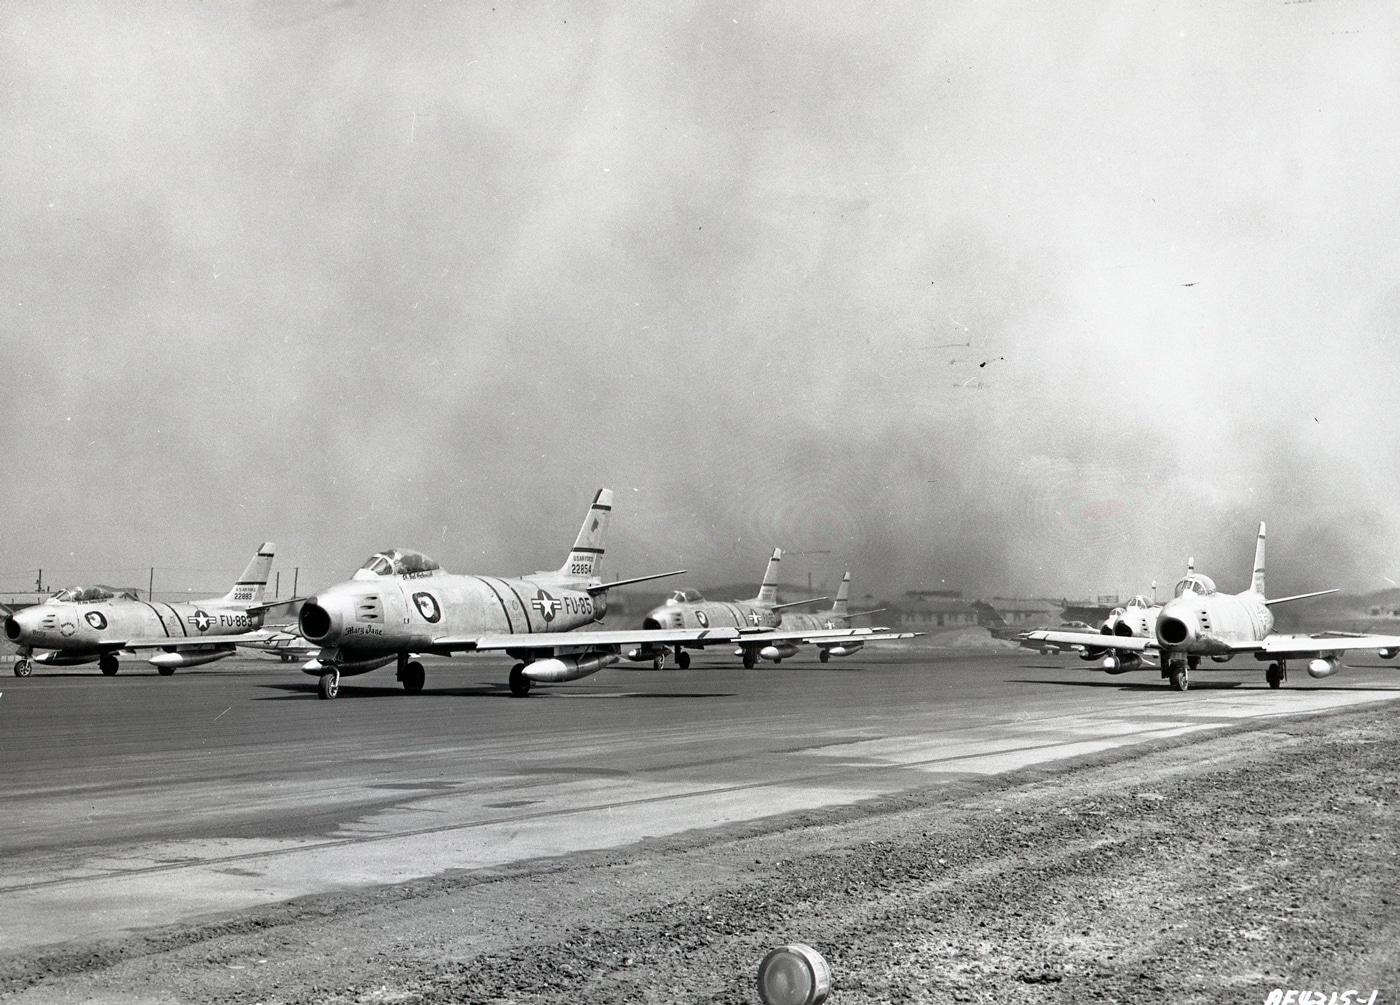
[1103,596,1160,639]
[641,592,780,633]
[4,595,264,654]
[1152,574,1272,653]
[298,567,604,657]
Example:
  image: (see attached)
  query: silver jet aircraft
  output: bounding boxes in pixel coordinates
[4,543,279,676]
[634,559,918,668]
[1024,523,1400,690]
[295,489,739,698]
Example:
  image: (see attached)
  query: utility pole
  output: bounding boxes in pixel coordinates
[292,567,299,598]
[149,567,155,601]
[36,568,43,593]
[275,571,280,599]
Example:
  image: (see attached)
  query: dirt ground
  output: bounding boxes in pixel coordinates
[2,703,1397,1005]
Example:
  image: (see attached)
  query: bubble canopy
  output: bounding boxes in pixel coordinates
[1173,574,1217,598]
[356,549,443,578]
[666,589,706,604]
[52,586,141,603]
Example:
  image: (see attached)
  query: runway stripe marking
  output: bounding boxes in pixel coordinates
[0,721,1211,895]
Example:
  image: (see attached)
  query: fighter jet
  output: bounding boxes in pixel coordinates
[239,626,320,663]
[294,489,739,698]
[731,571,920,665]
[4,544,280,676]
[969,600,1095,655]
[1023,523,1400,690]
[633,560,918,668]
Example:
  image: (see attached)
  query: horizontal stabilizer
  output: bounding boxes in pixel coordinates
[245,596,308,614]
[1264,588,1339,606]
[585,570,686,596]
[770,597,829,611]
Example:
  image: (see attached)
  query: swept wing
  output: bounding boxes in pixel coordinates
[430,626,742,652]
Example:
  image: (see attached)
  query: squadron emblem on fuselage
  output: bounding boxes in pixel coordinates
[413,592,441,623]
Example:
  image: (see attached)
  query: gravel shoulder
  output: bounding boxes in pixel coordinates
[3,702,1398,1004]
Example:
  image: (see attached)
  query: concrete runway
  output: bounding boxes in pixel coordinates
[3,646,1399,955]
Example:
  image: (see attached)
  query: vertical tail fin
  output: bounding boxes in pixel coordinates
[558,489,612,580]
[223,543,275,604]
[1250,522,1266,596]
[829,572,851,619]
[973,600,1010,630]
[753,548,782,605]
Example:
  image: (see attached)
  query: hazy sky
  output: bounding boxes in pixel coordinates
[4,1,1400,602]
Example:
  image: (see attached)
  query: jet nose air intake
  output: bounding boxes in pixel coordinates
[3,615,19,642]
[1157,615,1190,646]
[298,597,340,644]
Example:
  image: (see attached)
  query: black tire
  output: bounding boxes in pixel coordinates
[1170,668,1189,691]
[1266,664,1283,689]
[402,660,425,693]
[818,650,830,663]
[676,650,691,669]
[652,656,665,670]
[157,666,176,677]
[509,663,532,697]
[13,659,31,677]
[742,651,756,669]
[318,672,339,699]
[100,653,119,676]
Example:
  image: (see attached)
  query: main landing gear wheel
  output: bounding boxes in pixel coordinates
[157,665,176,677]
[99,653,119,676]
[676,650,691,669]
[1266,663,1284,689]
[509,663,533,697]
[652,655,667,670]
[318,671,340,700]
[742,651,757,670]
[13,658,31,677]
[819,650,830,663]
[401,660,425,693]
[1169,667,1190,691]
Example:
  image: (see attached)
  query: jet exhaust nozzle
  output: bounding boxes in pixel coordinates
[1307,656,1341,679]
[523,652,620,683]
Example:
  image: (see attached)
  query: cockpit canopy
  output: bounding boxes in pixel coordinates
[1173,574,1217,598]
[356,549,442,578]
[666,589,706,604]
[51,586,141,603]
[1124,595,1154,609]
